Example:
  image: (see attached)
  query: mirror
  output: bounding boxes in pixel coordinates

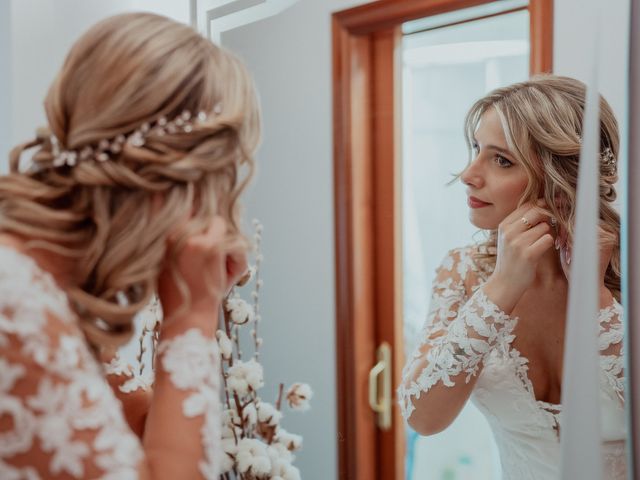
[401,4,529,478]
[400,1,629,479]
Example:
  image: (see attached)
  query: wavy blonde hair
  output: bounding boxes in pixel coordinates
[0,12,261,350]
[457,74,621,301]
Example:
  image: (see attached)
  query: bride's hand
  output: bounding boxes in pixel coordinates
[483,199,555,313]
[491,199,555,292]
[158,215,249,324]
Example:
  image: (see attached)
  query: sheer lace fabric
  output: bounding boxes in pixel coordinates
[399,246,626,480]
[0,246,222,479]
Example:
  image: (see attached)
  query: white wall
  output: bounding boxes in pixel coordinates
[0,1,12,168]
[222,2,365,478]
[221,0,632,479]
[554,0,630,120]
[4,0,190,174]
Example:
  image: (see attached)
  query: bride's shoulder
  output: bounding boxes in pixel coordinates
[0,243,73,321]
[437,243,494,283]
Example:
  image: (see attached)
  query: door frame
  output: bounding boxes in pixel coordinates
[332,1,553,479]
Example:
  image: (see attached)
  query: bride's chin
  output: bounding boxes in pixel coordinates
[468,214,498,230]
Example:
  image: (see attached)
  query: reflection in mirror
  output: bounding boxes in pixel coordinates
[399,2,627,480]
[401,5,529,479]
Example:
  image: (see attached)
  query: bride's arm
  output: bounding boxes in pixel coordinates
[398,248,519,435]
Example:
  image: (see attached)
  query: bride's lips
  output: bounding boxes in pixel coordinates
[468,196,492,208]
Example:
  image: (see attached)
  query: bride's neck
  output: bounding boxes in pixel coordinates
[533,247,566,287]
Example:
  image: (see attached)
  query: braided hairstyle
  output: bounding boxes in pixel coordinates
[1,12,261,350]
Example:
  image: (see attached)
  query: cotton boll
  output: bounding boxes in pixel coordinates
[227,359,264,397]
[225,297,255,325]
[220,438,237,474]
[226,375,249,397]
[244,359,264,391]
[216,330,233,360]
[276,428,303,451]
[270,459,301,480]
[236,438,271,476]
[257,401,283,427]
[267,442,294,466]
[283,464,301,480]
[242,402,258,426]
[286,383,313,411]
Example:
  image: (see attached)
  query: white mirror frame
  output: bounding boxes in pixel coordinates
[190,0,299,43]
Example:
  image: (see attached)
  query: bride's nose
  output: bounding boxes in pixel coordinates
[460,160,484,188]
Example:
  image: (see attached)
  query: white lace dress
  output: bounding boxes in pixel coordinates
[0,246,222,479]
[398,246,626,480]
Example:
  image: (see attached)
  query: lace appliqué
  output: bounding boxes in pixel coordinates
[598,300,624,403]
[158,328,221,480]
[399,284,518,420]
[0,247,142,479]
[104,353,153,393]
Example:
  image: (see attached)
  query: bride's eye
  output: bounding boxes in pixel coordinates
[495,154,513,168]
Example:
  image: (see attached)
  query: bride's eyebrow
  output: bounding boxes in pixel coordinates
[473,137,514,158]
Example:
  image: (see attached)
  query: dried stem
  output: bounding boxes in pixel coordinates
[233,323,242,360]
[151,296,161,371]
[275,383,285,411]
[252,223,263,360]
[222,301,235,368]
[137,325,149,377]
[151,323,160,371]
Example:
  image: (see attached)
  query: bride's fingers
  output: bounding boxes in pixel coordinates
[504,200,553,232]
[527,230,555,259]
[190,216,227,250]
[225,255,249,294]
[518,221,552,245]
[502,202,537,226]
[514,209,552,231]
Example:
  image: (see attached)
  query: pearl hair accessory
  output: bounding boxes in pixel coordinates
[601,147,617,173]
[50,104,222,168]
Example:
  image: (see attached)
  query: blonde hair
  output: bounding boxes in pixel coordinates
[459,74,621,301]
[0,12,261,349]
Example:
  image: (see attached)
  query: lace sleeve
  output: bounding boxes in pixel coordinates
[0,250,222,479]
[398,248,518,421]
[598,300,624,403]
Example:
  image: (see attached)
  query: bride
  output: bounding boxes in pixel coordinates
[0,12,258,479]
[398,75,625,479]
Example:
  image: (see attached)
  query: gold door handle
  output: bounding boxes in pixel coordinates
[368,341,392,430]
